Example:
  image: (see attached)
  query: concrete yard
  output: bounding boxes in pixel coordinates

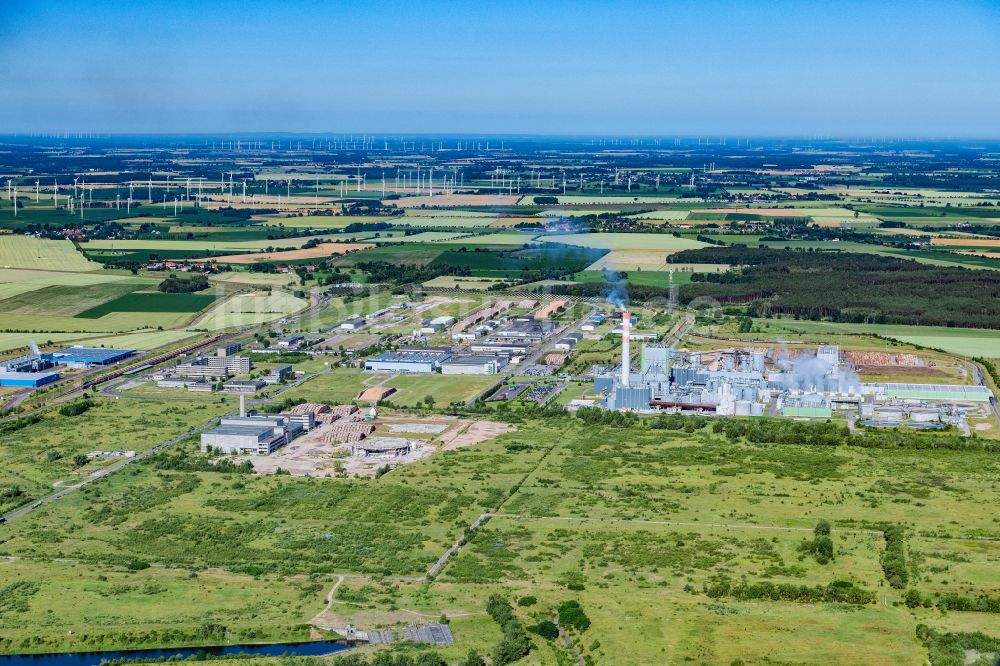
[236,414,514,477]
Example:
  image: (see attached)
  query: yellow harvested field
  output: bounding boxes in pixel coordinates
[386,194,520,208]
[192,291,308,330]
[0,236,99,271]
[195,243,374,264]
[932,238,1000,247]
[959,251,1000,259]
[209,272,297,287]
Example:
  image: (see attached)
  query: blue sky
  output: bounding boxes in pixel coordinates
[1,0,998,135]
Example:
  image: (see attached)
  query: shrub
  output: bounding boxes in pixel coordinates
[530,620,559,640]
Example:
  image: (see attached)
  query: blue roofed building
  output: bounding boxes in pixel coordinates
[48,346,136,368]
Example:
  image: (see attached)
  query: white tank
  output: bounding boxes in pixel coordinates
[735,400,752,416]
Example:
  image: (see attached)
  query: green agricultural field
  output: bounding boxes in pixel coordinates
[0,282,151,317]
[76,292,219,319]
[0,236,98,271]
[0,332,104,353]
[82,234,358,253]
[747,319,1000,357]
[74,329,204,350]
[0,268,142,301]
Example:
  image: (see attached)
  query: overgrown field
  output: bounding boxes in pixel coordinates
[2,412,999,663]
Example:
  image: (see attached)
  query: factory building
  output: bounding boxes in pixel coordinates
[262,363,294,384]
[175,354,253,378]
[49,346,135,368]
[217,342,242,357]
[596,311,793,415]
[441,354,503,375]
[0,371,60,387]
[365,348,451,373]
[221,379,265,393]
[491,319,558,344]
[277,335,304,348]
[340,317,367,331]
[554,333,582,351]
[0,345,55,373]
[200,413,303,455]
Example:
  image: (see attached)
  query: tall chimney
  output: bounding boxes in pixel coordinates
[239,393,246,418]
[621,309,631,386]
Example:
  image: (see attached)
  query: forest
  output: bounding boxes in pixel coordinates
[671,247,1000,328]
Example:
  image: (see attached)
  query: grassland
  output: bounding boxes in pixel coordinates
[3,414,998,662]
[381,374,499,407]
[0,396,231,513]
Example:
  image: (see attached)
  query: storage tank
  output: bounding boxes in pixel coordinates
[734,400,752,416]
[909,408,939,423]
[751,403,765,416]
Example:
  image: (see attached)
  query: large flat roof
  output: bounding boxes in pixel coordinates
[51,347,135,363]
[0,371,60,380]
[206,425,273,437]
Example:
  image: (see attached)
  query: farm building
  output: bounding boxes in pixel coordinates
[441,354,502,375]
[49,346,135,368]
[0,371,60,388]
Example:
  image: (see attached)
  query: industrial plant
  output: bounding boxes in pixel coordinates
[595,311,994,426]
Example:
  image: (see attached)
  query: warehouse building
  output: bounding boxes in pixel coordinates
[554,333,582,351]
[441,354,502,375]
[0,371,60,387]
[49,346,135,368]
[262,363,294,384]
[200,414,303,455]
[365,348,451,373]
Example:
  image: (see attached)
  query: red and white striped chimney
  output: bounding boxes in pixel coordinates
[621,309,630,386]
